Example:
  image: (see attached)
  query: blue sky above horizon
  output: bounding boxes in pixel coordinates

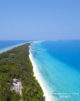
[0,0,80,40]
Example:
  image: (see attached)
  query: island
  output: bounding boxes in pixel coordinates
[0,43,45,101]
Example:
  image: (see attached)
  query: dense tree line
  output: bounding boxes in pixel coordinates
[0,43,45,101]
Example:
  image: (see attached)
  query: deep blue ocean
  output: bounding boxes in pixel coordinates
[0,40,28,52]
[30,40,80,101]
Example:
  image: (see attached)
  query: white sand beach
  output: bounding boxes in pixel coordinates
[29,50,53,101]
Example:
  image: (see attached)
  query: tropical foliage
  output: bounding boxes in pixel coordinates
[0,43,45,101]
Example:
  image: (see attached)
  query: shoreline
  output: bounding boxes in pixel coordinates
[0,41,52,101]
[29,47,52,101]
[0,42,45,101]
[0,41,30,54]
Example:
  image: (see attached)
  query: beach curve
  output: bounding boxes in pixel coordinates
[29,45,53,101]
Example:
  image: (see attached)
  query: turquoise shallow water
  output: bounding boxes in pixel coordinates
[30,41,80,101]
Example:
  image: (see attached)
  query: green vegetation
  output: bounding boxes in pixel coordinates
[0,43,45,101]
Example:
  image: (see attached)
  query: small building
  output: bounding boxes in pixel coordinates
[11,78,23,95]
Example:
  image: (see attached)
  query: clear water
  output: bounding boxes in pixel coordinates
[30,40,80,101]
[0,40,28,52]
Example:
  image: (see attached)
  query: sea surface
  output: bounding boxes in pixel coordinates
[0,40,28,52]
[30,40,80,101]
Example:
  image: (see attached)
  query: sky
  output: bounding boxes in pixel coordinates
[0,0,80,40]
